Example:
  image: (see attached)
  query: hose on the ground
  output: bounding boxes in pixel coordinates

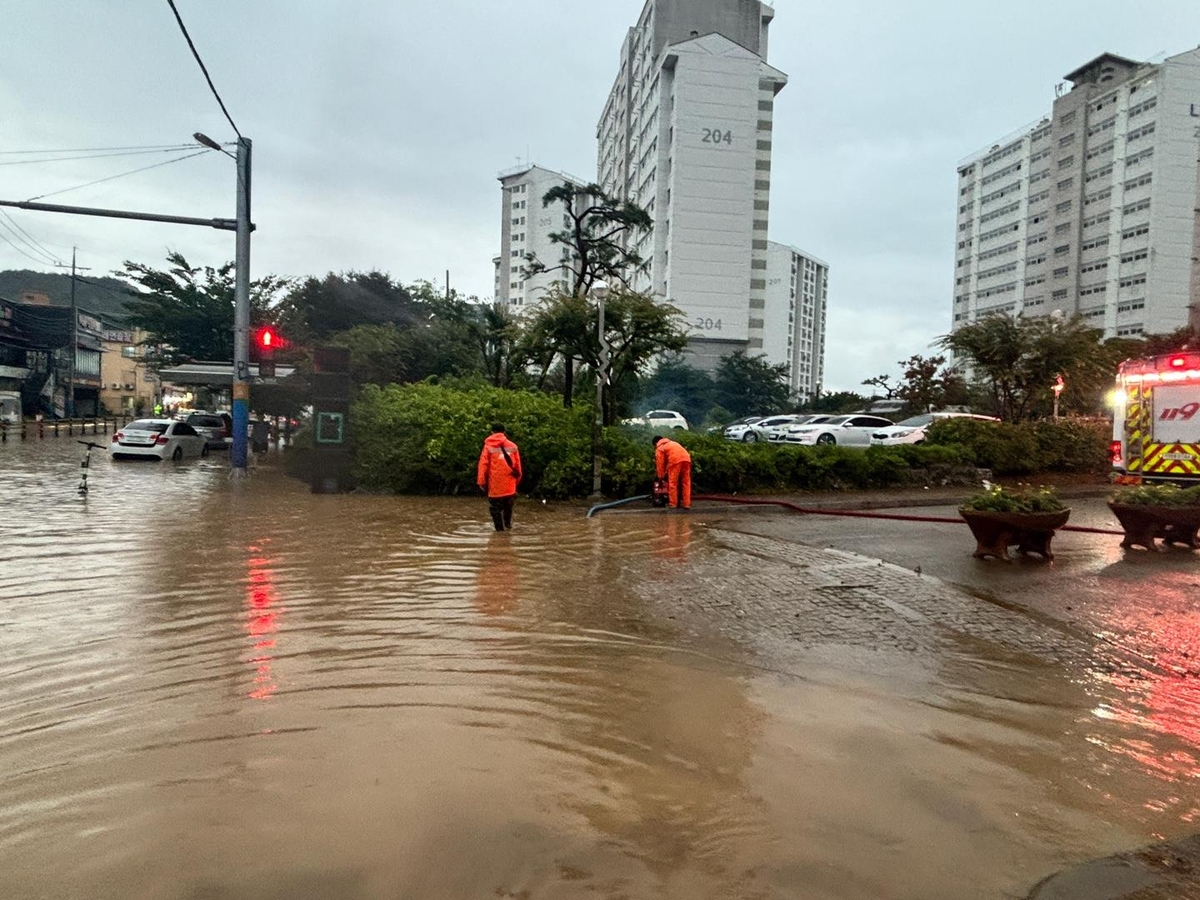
[589,492,1125,536]
[586,494,651,518]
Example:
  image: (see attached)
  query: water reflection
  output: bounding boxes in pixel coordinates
[474,534,520,618]
[245,541,280,701]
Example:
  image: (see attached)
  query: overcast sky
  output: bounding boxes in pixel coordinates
[3,1,1198,390]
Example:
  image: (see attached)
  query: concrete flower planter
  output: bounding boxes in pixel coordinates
[1107,503,1200,552]
[959,508,1071,562]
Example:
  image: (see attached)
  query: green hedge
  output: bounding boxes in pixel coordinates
[350,384,979,498]
[924,417,1110,475]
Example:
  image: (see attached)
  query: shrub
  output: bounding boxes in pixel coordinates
[348,384,985,498]
[926,417,1109,475]
[352,383,594,497]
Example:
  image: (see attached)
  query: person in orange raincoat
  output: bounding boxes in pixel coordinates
[477,424,523,531]
[652,435,692,510]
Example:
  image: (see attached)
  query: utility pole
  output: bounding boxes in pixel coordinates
[53,248,91,419]
[230,136,253,473]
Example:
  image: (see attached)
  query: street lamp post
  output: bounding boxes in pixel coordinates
[591,280,610,500]
[196,131,252,473]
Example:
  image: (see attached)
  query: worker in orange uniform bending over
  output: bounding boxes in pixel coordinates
[652,435,692,510]
[477,423,523,531]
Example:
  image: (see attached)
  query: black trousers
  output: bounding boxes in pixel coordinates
[488,495,515,531]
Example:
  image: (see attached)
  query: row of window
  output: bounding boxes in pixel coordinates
[981,141,1023,168]
[1124,172,1152,191]
[981,160,1023,186]
[1086,140,1114,162]
[1087,116,1116,138]
[1129,97,1157,118]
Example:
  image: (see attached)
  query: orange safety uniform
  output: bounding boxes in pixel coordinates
[477,433,522,498]
[654,438,692,509]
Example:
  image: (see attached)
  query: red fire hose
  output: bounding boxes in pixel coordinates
[689,494,1125,536]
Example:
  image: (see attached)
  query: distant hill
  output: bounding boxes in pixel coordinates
[0,269,137,323]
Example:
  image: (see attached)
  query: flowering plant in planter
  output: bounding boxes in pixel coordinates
[959,485,1069,561]
[1108,484,1200,551]
[1110,484,1200,507]
[961,484,1065,514]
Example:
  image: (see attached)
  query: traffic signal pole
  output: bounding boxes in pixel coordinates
[231,136,253,473]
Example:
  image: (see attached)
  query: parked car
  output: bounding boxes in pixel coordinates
[780,415,837,442]
[870,412,999,446]
[722,416,765,441]
[764,414,833,443]
[110,419,208,460]
[742,414,802,443]
[185,412,232,449]
[624,409,689,430]
[786,415,898,447]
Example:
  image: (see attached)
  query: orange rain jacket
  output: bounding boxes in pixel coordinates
[477,433,523,498]
[654,438,691,478]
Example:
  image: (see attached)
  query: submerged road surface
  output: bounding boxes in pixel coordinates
[1,440,1197,899]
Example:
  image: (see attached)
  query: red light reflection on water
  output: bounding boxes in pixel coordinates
[245,547,280,700]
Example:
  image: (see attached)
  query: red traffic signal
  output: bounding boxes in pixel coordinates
[255,326,287,351]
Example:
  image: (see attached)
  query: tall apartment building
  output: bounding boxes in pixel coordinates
[495,164,588,307]
[597,0,787,371]
[953,49,1200,338]
[764,242,828,400]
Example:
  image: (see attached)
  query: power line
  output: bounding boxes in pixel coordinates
[166,0,242,139]
[0,143,198,156]
[0,209,65,264]
[0,228,60,266]
[24,149,213,202]
[0,146,196,167]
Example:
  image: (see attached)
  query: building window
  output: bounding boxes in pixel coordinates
[121,346,137,358]
[1055,200,1072,213]
[1058,156,1074,170]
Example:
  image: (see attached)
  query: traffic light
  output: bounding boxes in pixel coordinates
[256,326,278,378]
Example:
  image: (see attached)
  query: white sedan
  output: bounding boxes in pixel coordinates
[624,409,689,430]
[742,414,803,443]
[722,416,765,441]
[111,419,209,460]
[870,412,999,446]
[786,415,898,447]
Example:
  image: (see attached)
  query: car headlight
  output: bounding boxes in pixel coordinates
[894,430,915,438]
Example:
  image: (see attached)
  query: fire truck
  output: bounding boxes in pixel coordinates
[1111,350,1200,484]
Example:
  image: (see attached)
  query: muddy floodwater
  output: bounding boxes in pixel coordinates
[2,440,1198,899]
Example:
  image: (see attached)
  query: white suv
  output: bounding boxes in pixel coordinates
[625,409,689,430]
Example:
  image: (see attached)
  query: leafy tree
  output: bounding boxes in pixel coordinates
[635,356,717,427]
[275,270,417,343]
[118,251,289,367]
[1141,325,1200,356]
[713,351,791,417]
[524,182,653,407]
[861,374,899,399]
[595,289,687,424]
[896,354,969,413]
[804,390,867,414]
[939,314,1109,421]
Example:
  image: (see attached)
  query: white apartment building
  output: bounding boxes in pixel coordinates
[764,241,828,401]
[495,164,588,307]
[953,49,1200,338]
[597,0,787,371]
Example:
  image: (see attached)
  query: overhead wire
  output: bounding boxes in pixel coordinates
[23,148,213,202]
[0,146,197,167]
[0,143,200,155]
[0,209,65,264]
[0,216,62,266]
[165,0,242,139]
[0,228,60,266]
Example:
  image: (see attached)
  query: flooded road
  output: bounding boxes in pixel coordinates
[2,439,1198,899]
